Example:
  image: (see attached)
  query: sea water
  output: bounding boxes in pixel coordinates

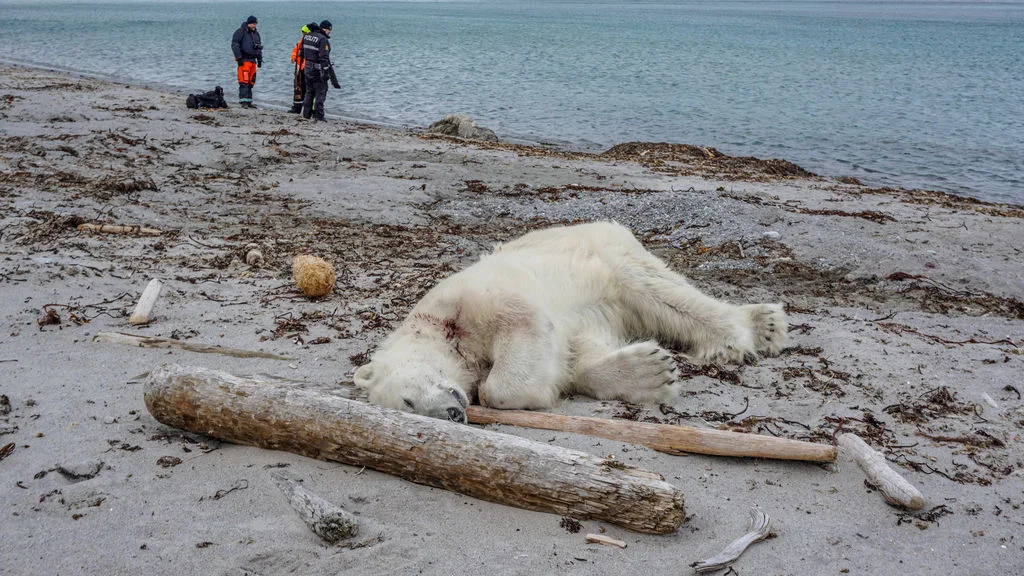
[0,0,1021,203]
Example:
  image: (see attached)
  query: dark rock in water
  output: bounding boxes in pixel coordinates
[426,114,498,142]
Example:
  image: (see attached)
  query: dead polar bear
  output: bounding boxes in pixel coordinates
[354,221,788,422]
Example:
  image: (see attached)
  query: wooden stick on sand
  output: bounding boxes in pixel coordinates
[128,279,163,325]
[838,433,924,509]
[467,406,837,462]
[77,223,162,236]
[94,331,292,360]
[271,473,359,543]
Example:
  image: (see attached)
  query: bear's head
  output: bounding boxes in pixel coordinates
[354,359,470,423]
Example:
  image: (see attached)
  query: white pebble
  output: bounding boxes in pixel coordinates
[762,231,781,240]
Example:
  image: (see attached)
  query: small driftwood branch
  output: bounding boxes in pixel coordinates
[129,279,163,325]
[77,223,162,236]
[691,508,772,573]
[586,534,627,548]
[838,433,924,510]
[144,364,686,534]
[93,331,292,360]
[467,406,836,462]
[271,473,359,543]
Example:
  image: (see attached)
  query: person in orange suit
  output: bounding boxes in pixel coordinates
[231,15,263,108]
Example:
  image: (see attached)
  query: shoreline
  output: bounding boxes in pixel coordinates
[1,63,1023,575]
[3,58,1015,204]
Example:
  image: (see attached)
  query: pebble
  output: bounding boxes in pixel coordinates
[762,231,781,240]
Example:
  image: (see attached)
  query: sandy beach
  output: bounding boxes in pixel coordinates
[1,63,1022,575]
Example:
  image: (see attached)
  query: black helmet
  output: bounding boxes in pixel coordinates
[319,19,332,31]
[307,21,319,32]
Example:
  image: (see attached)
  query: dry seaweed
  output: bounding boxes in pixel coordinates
[723,192,896,223]
[896,505,953,529]
[884,387,980,424]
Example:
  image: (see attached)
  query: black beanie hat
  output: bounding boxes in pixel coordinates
[246,15,258,24]
[319,20,332,30]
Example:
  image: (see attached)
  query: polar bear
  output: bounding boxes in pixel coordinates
[354,221,787,423]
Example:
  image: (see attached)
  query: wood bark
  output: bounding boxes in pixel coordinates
[271,473,359,543]
[838,433,924,510]
[129,279,163,325]
[144,364,686,534]
[467,406,837,462]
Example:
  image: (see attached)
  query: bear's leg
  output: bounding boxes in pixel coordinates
[478,314,568,410]
[570,331,680,403]
[618,257,788,364]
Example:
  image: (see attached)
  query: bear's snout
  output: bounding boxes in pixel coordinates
[419,386,469,424]
[424,402,467,424]
[446,406,466,423]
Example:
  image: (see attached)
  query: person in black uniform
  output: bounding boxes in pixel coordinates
[231,15,263,108]
[301,20,341,122]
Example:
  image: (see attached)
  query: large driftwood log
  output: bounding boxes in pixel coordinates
[468,406,837,462]
[144,364,686,534]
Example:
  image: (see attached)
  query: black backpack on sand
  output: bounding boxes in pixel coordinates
[186,86,229,109]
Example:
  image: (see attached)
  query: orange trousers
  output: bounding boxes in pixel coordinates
[237,61,257,86]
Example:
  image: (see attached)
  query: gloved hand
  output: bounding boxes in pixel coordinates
[236,59,243,67]
[257,57,263,68]
[332,79,341,89]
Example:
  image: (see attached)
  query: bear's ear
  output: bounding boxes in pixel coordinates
[353,363,377,389]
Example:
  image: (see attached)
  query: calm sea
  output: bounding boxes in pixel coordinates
[0,1,1021,203]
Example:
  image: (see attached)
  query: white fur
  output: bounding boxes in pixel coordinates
[354,221,788,420]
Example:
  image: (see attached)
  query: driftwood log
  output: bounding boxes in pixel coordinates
[468,406,837,462]
[143,364,686,534]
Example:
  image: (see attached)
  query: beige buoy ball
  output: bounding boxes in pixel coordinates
[292,254,336,298]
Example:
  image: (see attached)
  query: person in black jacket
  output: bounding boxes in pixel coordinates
[301,20,341,122]
[231,15,263,108]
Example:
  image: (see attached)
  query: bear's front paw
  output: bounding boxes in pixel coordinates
[690,319,757,365]
[741,303,789,357]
